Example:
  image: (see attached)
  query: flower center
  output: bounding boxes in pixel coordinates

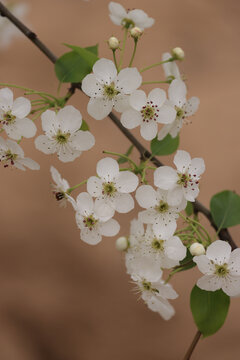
[103,82,120,100]
[215,264,229,277]
[2,150,18,167]
[83,215,98,230]
[141,280,159,294]
[55,131,70,144]
[140,101,159,122]
[177,172,190,188]
[121,18,135,29]
[102,182,117,197]
[175,106,185,120]
[155,200,169,213]
[55,191,66,201]
[151,238,164,251]
[2,111,16,125]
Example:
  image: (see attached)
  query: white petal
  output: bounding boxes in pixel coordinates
[99,218,120,237]
[14,118,37,138]
[154,281,178,299]
[109,14,123,26]
[142,17,155,28]
[18,157,40,170]
[93,58,117,84]
[168,79,187,106]
[148,88,166,107]
[57,105,82,132]
[183,183,199,202]
[165,236,186,261]
[117,68,142,94]
[154,166,178,190]
[76,192,94,216]
[222,276,240,296]
[130,256,162,282]
[193,254,215,274]
[6,139,24,156]
[96,157,119,182]
[113,94,130,113]
[87,98,112,120]
[206,240,232,264]
[82,74,102,97]
[12,97,31,118]
[87,176,103,197]
[169,119,183,138]
[188,158,205,177]
[167,186,184,206]
[94,199,115,222]
[34,135,56,154]
[184,97,200,116]
[130,90,147,111]
[80,228,102,245]
[145,295,175,320]
[197,275,222,292]
[108,2,127,18]
[130,218,144,237]
[115,193,134,213]
[158,124,172,140]
[157,104,176,124]
[138,209,157,224]
[162,53,180,79]
[153,218,177,239]
[57,145,81,163]
[135,185,157,209]
[174,150,191,172]
[120,108,141,129]
[115,171,139,193]
[229,248,240,275]
[41,109,58,135]
[0,88,13,110]
[4,123,22,140]
[140,121,158,141]
[70,130,95,151]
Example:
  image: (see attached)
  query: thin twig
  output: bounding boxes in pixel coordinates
[0,1,237,249]
[182,330,202,360]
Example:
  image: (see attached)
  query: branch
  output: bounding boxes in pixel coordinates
[0,1,237,249]
[182,330,201,360]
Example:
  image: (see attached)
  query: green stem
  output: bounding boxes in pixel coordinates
[142,80,170,85]
[129,39,138,67]
[103,150,137,168]
[119,28,128,70]
[140,58,174,73]
[112,50,119,72]
[67,179,88,193]
[179,213,211,243]
[0,83,57,100]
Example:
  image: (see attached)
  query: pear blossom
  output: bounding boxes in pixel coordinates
[0,136,39,170]
[158,79,199,140]
[35,105,95,162]
[108,2,154,30]
[162,52,181,81]
[125,218,146,274]
[135,185,186,238]
[193,240,240,297]
[190,242,205,256]
[0,88,36,140]
[50,166,73,207]
[87,157,139,213]
[154,150,205,206]
[82,58,142,120]
[171,47,185,61]
[121,88,176,141]
[74,192,120,245]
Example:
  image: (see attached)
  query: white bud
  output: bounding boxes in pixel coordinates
[130,27,143,40]
[190,243,205,256]
[171,47,185,60]
[108,36,119,50]
[116,236,128,251]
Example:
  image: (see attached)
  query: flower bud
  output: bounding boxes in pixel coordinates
[116,236,128,251]
[171,47,185,60]
[108,36,119,50]
[130,27,143,40]
[190,242,205,256]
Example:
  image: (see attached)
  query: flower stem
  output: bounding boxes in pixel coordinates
[119,28,128,70]
[179,213,211,243]
[112,50,119,72]
[140,58,174,73]
[182,330,202,360]
[142,80,171,85]
[67,179,88,193]
[103,150,137,168]
[129,39,138,67]
[0,83,57,100]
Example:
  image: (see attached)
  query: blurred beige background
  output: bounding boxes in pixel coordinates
[1,0,240,359]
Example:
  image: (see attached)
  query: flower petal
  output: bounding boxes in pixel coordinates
[197,275,222,292]
[82,74,102,98]
[154,166,178,190]
[157,104,176,124]
[193,254,216,274]
[168,79,187,106]
[183,183,199,202]
[206,240,232,264]
[0,88,13,111]
[130,90,147,111]
[184,97,200,116]
[117,68,142,94]
[135,185,157,209]
[109,2,127,18]
[57,105,82,132]
[229,248,240,275]
[188,158,205,177]
[70,130,95,151]
[99,218,120,237]
[12,97,31,118]
[94,199,115,222]
[165,236,186,261]
[222,276,240,296]
[121,108,141,129]
[140,121,157,140]
[87,98,113,120]
[87,176,103,197]
[18,157,40,170]
[113,94,130,113]
[115,171,139,193]
[93,58,117,84]
[96,157,119,181]
[35,135,56,154]
[76,192,94,216]
[115,193,134,213]
[158,123,172,140]
[148,88,166,107]
[57,145,81,163]
[174,150,191,172]
[80,228,102,245]
[167,186,184,206]
[14,118,37,138]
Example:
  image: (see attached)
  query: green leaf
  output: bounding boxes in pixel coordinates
[55,45,98,83]
[190,285,230,337]
[80,119,89,131]
[150,134,179,156]
[185,201,194,216]
[210,190,240,230]
[117,145,134,164]
[178,249,196,271]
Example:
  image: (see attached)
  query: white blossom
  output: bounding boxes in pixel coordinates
[50,166,73,207]
[82,58,142,120]
[193,240,240,297]
[108,2,154,30]
[35,105,95,162]
[121,88,176,141]
[190,242,205,256]
[171,47,185,60]
[74,192,120,245]
[116,236,128,251]
[162,52,181,81]
[135,185,186,238]
[158,79,199,140]
[0,88,36,140]
[107,36,119,50]
[0,136,39,171]
[87,157,139,213]
[154,150,205,206]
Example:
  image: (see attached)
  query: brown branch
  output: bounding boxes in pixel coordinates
[182,330,202,360]
[0,1,237,249]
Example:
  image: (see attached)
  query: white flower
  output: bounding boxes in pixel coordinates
[162,52,181,81]
[135,185,186,238]
[108,2,154,30]
[35,105,95,162]
[121,88,176,141]
[0,88,36,140]
[193,240,240,297]
[0,2,29,49]
[74,192,120,245]
[50,166,73,207]
[0,136,39,171]
[158,79,199,140]
[154,150,205,206]
[82,58,142,120]
[190,242,205,256]
[87,157,139,213]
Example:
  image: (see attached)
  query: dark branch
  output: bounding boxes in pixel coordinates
[0,1,237,249]
[182,330,201,360]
